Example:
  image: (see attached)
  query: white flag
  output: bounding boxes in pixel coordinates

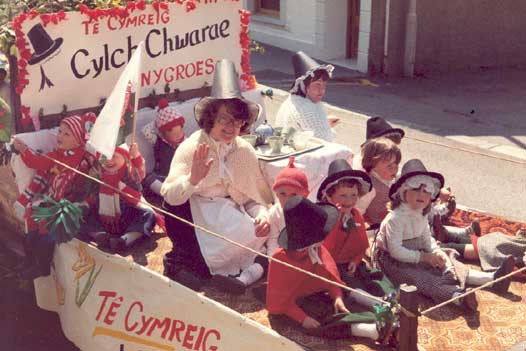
[87,41,144,159]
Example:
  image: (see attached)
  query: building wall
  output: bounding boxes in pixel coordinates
[245,0,372,72]
[415,0,526,73]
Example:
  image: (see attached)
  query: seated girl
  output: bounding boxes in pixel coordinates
[375,159,515,311]
[318,159,397,306]
[141,99,185,203]
[161,59,273,294]
[84,144,157,252]
[356,138,401,228]
[266,196,397,345]
[274,51,338,142]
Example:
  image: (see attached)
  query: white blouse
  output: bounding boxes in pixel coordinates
[377,203,439,264]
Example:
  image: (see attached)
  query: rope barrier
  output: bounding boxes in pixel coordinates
[36,152,392,309]
[30,152,524,321]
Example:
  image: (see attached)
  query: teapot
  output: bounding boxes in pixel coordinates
[254,120,274,145]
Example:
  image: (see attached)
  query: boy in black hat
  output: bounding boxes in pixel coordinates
[318,159,397,306]
[274,51,339,142]
[266,196,396,344]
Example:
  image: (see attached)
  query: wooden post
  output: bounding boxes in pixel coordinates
[399,284,418,351]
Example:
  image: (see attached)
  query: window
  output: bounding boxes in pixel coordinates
[255,0,280,18]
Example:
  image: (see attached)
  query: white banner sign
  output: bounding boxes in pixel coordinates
[34,240,303,351]
[16,1,246,118]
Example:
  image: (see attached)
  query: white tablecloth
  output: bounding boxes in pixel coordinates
[259,141,354,203]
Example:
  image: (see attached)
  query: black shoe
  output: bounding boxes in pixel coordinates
[493,255,515,293]
[165,267,203,292]
[209,274,246,294]
[461,290,479,311]
[471,220,481,237]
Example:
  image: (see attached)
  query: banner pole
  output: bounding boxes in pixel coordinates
[130,42,144,146]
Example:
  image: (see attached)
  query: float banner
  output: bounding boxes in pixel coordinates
[34,240,303,351]
[16,1,243,117]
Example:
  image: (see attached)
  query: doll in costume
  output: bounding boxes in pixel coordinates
[12,113,98,279]
[141,99,185,202]
[85,144,157,252]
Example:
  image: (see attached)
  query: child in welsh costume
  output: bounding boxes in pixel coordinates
[12,113,98,279]
[141,99,185,203]
[84,144,157,252]
[274,51,338,142]
[375,159,515,311]
[318,159,397,307]
[266,196,397,345]
[265,156,310,256]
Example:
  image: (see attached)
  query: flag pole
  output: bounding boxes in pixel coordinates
[130,42,144,146]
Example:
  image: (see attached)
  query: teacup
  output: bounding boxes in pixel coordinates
[292,131,314,150]
[241,134,257,147]
[267,136,285,154]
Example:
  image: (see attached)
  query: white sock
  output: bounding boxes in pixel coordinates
[237,263,264,286]
[466,269,494,286]
[452,291,463,306]
[348,288,379,308]
[121,231,144,246]
[351,323,379,340]
[150,180,163,195]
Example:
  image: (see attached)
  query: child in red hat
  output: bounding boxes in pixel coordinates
[84,144,157,252]
[266,156,309,255]
[142,99,185,201]
[12,113,98,279]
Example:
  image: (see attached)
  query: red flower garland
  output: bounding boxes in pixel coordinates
[238,9,256,90]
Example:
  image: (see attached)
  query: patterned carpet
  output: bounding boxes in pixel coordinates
[115,208,526,351]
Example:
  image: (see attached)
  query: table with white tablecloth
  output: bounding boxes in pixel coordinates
[258,141,354,202]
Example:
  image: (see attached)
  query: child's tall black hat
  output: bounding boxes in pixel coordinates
[364,117,405,143]
[389,159,444,201]
[278,196,339,250]
[317,159,372,201]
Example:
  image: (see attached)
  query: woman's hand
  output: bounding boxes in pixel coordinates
[254,215,270,237]
[328,115,340,127]
[189,143,214,185]
[302,316,321,329]
[12,137,28,153]
[334,296,350,314]
[347,262,357,276]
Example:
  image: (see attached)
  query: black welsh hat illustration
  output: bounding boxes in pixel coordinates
[317,159,372,201]
[194,59,261,127]
[290,51,334,95]
[278,196,339,250]
[27,23,63,65]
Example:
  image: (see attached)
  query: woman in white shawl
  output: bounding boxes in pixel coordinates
[161,60,273,294]
[274,51,339,142]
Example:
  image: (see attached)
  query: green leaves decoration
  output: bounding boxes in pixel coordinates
[31,196,83,244]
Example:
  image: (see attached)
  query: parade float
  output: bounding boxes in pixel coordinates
[0,2,525,351]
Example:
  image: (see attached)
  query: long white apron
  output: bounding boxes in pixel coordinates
[189,195,267,276]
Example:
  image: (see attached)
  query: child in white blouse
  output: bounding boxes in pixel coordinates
[375,159,514,311]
